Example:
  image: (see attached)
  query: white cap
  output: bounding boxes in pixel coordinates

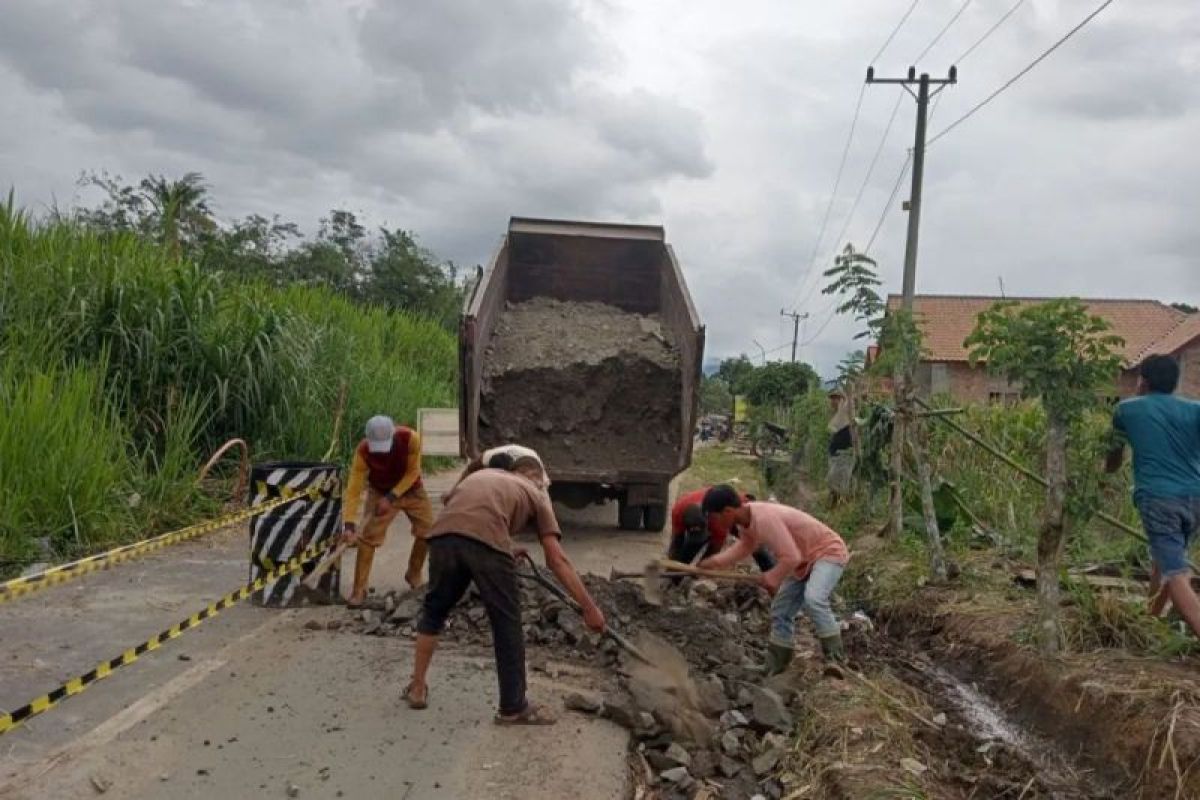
[365,415,395,453]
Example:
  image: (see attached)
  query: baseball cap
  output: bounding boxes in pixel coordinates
[365,415,395,453]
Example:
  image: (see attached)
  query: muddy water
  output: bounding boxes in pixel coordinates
[922,664,1113,799]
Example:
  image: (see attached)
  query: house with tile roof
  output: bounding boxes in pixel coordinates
[880,295,1200,401]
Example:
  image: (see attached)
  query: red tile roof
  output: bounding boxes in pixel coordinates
[885,295,1199,366]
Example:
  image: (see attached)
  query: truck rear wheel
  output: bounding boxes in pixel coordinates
[617,498,643,530]
[642,503,667,533]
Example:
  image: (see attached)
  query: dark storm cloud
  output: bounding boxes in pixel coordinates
[0,0,1196,377]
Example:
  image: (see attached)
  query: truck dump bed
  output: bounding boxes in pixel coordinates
[460,218,704,496]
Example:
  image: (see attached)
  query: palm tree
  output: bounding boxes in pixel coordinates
[140,173,213,260]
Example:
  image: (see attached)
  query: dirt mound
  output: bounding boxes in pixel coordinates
[480,298,682,474]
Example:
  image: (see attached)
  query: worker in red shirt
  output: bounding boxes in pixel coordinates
[341,415,434,607]
[667,486,775,572]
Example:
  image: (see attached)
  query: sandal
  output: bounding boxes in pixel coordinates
[494,702,557,726]
[403,681,428,710]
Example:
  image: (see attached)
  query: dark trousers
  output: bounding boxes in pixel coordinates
[416,534,526,716]
[668,529,776,573]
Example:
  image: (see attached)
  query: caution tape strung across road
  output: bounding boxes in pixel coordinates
[0,535,334,736]
[0,484,324,606]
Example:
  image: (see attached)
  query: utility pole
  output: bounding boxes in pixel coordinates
[865,65,955,550]
[866,66,956,310]
[780,309,809,363]
[752,338,768,364]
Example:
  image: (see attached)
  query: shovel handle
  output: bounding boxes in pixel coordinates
[657,559,763,584]
[517,553,650,664]
[302,541,348,589]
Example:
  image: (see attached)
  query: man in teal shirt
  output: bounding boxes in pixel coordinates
[1107,355,1200,638]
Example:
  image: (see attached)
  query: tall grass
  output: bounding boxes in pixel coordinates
[0,200,455,566]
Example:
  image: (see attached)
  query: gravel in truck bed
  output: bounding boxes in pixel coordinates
[480,297,683,474]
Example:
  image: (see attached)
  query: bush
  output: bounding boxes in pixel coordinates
[0,200,455,565]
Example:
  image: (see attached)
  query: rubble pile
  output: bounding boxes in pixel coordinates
[347,575,804,800]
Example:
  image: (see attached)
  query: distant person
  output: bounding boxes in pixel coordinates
[341,415,434,607]
[698,485,850,674]
[826,391,855,505]
[667,486,775,573]
[1106,355,1200,638]
[404,457,605,723]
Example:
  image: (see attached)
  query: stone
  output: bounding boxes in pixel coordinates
[900,757,928,776]
[736,687,754,708]
[690,749,717,779]
[563,692,602,714]
[697,676,729,716]
[720,710,749,729]
[602,697,642,730]
[750,687,792,732]
[659,767,691,785]
[637,712,658,732]
[720,730,741,756]
[304,620,324,631]
[325,620,343,631]
[752,747,782,776]
[467,606,487,624]
[933,712,947,727]
[360,610,376,624]
[689,579,719,598]
[644,750,677,772]
[383,594,396,613]
[663,743,691,768]
[90,774,112,794]
[558,615,586,644]
[286,783,300,798]
[387,593,424,624]
[719,755,742,778]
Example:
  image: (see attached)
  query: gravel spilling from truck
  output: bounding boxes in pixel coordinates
[480,297,682,474]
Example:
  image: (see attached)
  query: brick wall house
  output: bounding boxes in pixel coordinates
[880,296,1200,402]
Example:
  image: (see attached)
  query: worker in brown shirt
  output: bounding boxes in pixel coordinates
[404,457,605,724]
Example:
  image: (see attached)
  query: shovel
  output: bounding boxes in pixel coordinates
[641,559,762,606]
[515,552,650,665]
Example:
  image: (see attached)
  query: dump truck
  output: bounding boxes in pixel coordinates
[459,217,705,531]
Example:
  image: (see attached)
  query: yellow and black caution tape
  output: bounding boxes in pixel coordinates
[0,483,330,606]
[0,535,334,736]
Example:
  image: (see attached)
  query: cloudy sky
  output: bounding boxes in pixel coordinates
[2,0,1197,376]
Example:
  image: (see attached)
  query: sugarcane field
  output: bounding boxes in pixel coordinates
[2,2,1199,799]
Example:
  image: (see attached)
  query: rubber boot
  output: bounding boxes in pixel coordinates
[349,543,376,606]
[405,538,428,589]
[818,632,846,663]
[763,642,794,677]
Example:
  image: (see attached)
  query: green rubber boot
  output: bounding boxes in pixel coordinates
[763,642,795,676]
[818,632,846,663]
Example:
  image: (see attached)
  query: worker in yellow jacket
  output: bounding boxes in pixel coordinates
[341,415,434,607]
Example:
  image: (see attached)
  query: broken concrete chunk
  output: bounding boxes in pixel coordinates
[697,676,729,716]
[659,766,691,785]
[689,749,717,779]
[752,746,782,776]
[602,696,642,730]
[563,692,602,714]
[304,620,324,631]
[663,743,692,768]
[749,686,792,732]
[720,730,742,756]
[387,592,424,624]
[736,687,754,708]
[718,755,742,778]
[720,710,749,729]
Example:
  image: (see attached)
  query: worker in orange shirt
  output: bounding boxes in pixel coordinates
[667,486,775,572]
[341,415,434,607]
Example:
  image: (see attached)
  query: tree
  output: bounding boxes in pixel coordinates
[822,244,883,341]
[77,171,215,260]
[741,361,819,407]
[367,228,463,326]
[699,375,733,416]
[716,356,756,395]
[1171,302,1198,314]
[965,299,1123,654]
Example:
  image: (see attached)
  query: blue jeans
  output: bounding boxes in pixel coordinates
[769,559,844,645]
[1137,494,1200,579]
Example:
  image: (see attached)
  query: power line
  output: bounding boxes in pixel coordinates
[872,0,922,64]
[866,152,911,253]
[928,0,1116,146]
[797,83,867,303]
[954,0,1026,64]
[913,0,973,63]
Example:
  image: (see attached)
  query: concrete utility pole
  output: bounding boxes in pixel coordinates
[864,65,955,546]
[780,309,809,363]
[866,66,956,309]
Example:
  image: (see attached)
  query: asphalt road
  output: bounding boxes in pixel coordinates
[0,470,667,799]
